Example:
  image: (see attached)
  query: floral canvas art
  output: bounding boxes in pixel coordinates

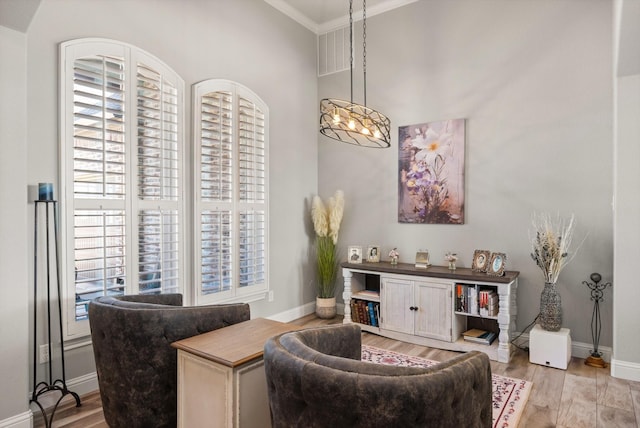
[398,119,465,224]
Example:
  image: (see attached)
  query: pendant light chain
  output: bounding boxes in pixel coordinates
[349,0,354,104]
[363,0,367,107]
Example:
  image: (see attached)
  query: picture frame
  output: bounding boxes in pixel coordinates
[415,251,431,268]
[367,245,381,263]
[487,252,507,277]
[348,246,363,264]
[471,250,491,273]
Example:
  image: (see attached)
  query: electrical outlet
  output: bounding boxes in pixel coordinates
[268,291,274,302]
[39,344,49,364]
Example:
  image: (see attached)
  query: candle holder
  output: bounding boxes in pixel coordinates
[582,272,611,368]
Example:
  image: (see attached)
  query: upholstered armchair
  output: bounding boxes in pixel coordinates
[88,294,250,428]
[263,324,492,428]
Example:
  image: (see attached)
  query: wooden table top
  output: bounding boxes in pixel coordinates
[171,317,299,368]
[341,261,519,283]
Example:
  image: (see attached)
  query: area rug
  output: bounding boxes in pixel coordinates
[361,345,532,428]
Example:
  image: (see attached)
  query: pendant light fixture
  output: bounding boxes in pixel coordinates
[319,0,391,148]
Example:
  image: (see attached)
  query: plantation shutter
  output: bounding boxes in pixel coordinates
[237,96,265,288]
[71,54,127,320]
[199,90,234,295]
[72,55,126,199]
[136,62,180,294]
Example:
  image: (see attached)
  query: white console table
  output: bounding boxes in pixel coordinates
[342,262,519,363]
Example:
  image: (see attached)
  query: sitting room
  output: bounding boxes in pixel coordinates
[1,0,639,427]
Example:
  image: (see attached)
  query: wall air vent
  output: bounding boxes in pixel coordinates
[317,25,352,77]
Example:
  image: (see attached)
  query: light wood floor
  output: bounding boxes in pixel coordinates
[34,314,640,428]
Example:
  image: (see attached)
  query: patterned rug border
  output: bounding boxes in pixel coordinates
[361,345,532,428]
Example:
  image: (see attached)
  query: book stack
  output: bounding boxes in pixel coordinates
[350,299,380,327]
[455,284,478,315]
[478,290,499,317]
[353,290,380,300]
[462,328,497,345]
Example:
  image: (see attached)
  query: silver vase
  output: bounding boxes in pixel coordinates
[539,282,562,331]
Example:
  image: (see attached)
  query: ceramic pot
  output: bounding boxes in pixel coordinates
[315,296,337,319]
[539,282,562,331]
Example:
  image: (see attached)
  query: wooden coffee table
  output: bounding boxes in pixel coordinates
[172,318,299,428]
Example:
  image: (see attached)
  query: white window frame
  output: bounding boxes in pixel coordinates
[59,38,185,339]
[193,79,269,305]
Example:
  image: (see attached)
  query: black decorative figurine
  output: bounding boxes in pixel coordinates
[582,272,611,368]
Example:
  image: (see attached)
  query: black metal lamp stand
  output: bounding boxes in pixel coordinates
[582,272,611,368]
[31,200,81,427]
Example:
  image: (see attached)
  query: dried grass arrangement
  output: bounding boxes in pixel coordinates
[529,213,577,284]
[311,190,344,298]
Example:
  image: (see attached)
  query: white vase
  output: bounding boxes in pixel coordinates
[315,296,337,319]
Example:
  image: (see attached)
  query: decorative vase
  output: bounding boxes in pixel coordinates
[315,296,337,319]
[448,261,456,271]
[539,282,562,331]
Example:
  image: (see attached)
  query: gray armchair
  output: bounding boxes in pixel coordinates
[88,294,250,428]
[263,324,492,428]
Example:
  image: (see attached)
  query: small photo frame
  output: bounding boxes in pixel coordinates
[348,246,363,264]
[367,245,381,263]
[487,252,507,276]
[471,250,491,273]
[415,251,430,268]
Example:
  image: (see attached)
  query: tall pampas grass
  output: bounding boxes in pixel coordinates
[311,190,344,298]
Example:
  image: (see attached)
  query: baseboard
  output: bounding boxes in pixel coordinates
[511,331,612,362]
[0,411,31,428]
[266,301,316,322]
[65,372,99,397]
[611,358,640,382]
[266,301,345,323]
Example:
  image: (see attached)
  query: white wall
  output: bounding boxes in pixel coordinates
[23,0,317,382]
[319,0,614,348]
[612,0,640,381]
[0,25,31,425]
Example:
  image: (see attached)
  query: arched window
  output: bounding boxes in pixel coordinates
[193,80,269,304]
[60,39,185,338]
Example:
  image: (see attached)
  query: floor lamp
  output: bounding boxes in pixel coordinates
[582,272,611,368]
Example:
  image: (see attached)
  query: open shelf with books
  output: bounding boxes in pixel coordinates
[350,299,380,327]
[454,283,499,319]
[342,270,381,333]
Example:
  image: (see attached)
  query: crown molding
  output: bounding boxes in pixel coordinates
[265,0,418,35]
[264,0,320,33]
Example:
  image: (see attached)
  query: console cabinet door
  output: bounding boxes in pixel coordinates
[414,280,453,341]
[380,277,413,334]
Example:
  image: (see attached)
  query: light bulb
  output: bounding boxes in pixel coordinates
[348,118,356,130]
[373,129,381,139]
[361,118,370,135]
[332,108,340,125]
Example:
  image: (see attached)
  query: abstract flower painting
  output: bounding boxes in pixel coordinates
[398,119,465,224]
